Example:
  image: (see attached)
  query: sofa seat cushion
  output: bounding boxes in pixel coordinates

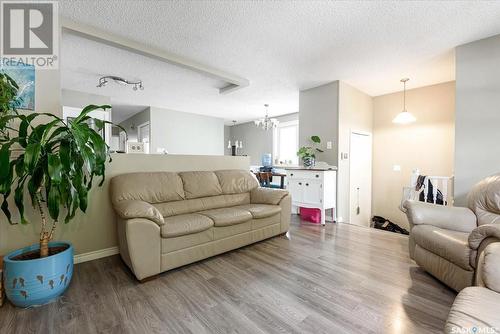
[162,214,214,238]
[235,204,281,219]
[412,225,473,270]
[445,287,500,333]
[199,207,252,227]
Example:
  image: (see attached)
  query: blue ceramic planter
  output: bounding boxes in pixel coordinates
[3,241,73,308]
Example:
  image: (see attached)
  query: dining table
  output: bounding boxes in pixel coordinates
[253,171,286,189]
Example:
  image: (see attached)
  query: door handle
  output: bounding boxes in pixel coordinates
[298,182,302,185]
[305,183,309,186]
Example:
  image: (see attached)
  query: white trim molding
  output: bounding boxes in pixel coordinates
[61,18,250,94]
[74,246,119,264]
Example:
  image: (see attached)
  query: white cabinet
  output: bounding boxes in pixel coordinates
[285,169,337,225]
[302,180,322,204]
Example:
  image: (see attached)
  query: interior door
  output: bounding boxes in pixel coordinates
[119,131,127,152]
[349,132,372,227]
[137,122,150,154]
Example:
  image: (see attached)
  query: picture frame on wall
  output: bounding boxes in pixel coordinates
[1,60,35,110]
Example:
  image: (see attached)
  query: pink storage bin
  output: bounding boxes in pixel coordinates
[299,207,321,224]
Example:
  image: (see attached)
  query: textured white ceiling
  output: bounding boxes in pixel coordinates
[60,1,500,122]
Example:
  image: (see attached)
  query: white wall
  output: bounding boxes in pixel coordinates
[338,82,373,223]
[299,81,339,166]
[119,108,150,142]
[455,34,500,205]
[229,113,298,165]
[62,89,111,109]
[149,106,224,155]
[224,125,231,155]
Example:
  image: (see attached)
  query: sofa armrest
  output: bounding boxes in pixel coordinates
[403,200,476,233]
[251,187,289,205]
[279,194,292,233]
[117,217,161,281]
[469,224,500,249]
[113,200,164,226]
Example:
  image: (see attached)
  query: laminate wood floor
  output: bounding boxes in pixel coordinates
[0,216,456,334]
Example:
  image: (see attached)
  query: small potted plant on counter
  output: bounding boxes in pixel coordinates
[297,135,324,168]
[0,74,121,307]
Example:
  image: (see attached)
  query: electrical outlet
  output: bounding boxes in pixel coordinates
[393,165,401,172]
[327,141,332,149]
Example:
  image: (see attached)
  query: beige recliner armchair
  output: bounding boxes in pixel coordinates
[445,241,500,333]
[404,174,500,291]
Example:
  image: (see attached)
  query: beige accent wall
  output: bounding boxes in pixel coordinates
[338,82,373,223]
[372,81,455,229]
[0,154,250,256]
[36,69,61,116]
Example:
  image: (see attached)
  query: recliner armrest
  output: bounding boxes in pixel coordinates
[403,200,476,233]
[251,187,289,205]
[479,242,500,293]
[469,224,500,249]
[113,200,165,226]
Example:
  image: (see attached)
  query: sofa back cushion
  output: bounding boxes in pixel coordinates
[154,193,250,217]
[467,173,500,226]
[179,171,223,199]
[215,170,259,194]
[110,172,185,204]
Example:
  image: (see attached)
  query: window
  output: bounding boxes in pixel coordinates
[273,120,299,165]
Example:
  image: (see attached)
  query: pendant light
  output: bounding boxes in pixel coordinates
[392,78,416,124]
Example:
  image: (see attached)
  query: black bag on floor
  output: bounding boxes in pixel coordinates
[372,216,409,235]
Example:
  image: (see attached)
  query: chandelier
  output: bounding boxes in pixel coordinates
[254,104,279,130]
[97,76,144,91]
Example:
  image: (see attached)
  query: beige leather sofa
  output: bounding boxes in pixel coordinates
[110,170,291,281]
[445,240,500,333]
[404,174,500,291]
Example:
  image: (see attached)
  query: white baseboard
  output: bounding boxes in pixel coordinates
[74,246,119,264]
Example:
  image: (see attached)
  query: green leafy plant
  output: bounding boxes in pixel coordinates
[297,135,324,160]
[0,97,121,258]
[0,72,20,116]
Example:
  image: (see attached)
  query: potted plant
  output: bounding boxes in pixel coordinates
[297,135,324,168]
[0,74,120,307]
